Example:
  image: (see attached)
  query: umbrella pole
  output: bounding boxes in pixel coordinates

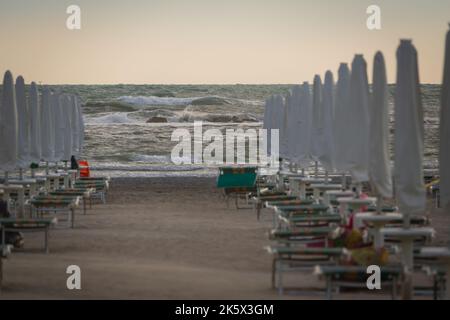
[325,171,329,185]
[4,172,9,186]
[341,173,346,190]
[376,195,382,214]
[45,162,49,175]
[19,168,23,180]
[314,161,318,178]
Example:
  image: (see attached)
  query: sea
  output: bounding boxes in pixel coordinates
[11,84,443,177]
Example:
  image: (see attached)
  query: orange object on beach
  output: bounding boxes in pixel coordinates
[79,160,91,177]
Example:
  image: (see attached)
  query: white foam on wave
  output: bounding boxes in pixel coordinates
[117,95,263,107]
[131,154,169,163]
[87,112,136,124]
[118,96,197,106]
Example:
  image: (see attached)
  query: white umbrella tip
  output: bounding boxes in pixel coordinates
[16,75,25,84]
[3,70,13,81]
[400,39,413,44]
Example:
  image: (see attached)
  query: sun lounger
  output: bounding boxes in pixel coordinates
[30,195,80,228]
[50,188,94,214]
[216,167,257,209]
[269,227,336,245]
[278,214,342,228]
[314,265,403,300]
[0,217,57,253]
[252,193,297,220]
[267,246,348,294]
[73,180,109,204]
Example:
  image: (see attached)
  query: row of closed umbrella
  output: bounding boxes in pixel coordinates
[264,33,450,216]
[0,70,85,181]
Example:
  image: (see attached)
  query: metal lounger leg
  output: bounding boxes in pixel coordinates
[326,276,333,300]
[0,258,3,292]
[257,202,262,221]
[277,261,283,296]
[70,208,75,228]
[271,258,277,289]
[44,227,49,254]
[392,277,398,300]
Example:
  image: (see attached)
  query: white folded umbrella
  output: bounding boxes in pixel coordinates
[15,76,31,169]
[394,39,426,215]
[70,95,80,156]
[294,82,312,167]
[320,71,335,172]
[273,94,288,160]
[286,85,302,162]
[28,82,41,164]
[53,92,65,161]
[310,75,323,163]
[262,95,274,156]
[333,63,352,173]
[62,95,73,161]
[440,27,450,209]
[76,97,85,155]
[40,88,55,162]
[369,52,393,198]
[0,71,18,177]
[346,55,370,183]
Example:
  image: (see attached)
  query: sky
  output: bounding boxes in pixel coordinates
[0,0,449,84]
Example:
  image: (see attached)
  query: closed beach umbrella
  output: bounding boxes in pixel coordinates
[295,82,312,167]
[71,95,80,156]
[53,92,65,161]
[76,97,85,155]
[40,88,55,162]
[310,75,323,162]
[320,71,335,172]
[334,63,352,173]
[15,76,31,169]
[288,85,302,162]
[273,94,288,160]
[29,82,41,163]
[370,52,393,198]
[62,95,73,161]
[346,55,370,183]
[286,85,302,162]
[394,39,426,215]
[262,96,274,156]
[281,91,291,160]
[440,27,450,209]
[0,70,18,175]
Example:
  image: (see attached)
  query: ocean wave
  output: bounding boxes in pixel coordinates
[90,164,204,172]
[174,111,259,123]
[116,95,262,107]
[130,154,169,163]
[86,112,136,124]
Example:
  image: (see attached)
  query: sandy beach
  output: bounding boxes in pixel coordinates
[0,177,447,300]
